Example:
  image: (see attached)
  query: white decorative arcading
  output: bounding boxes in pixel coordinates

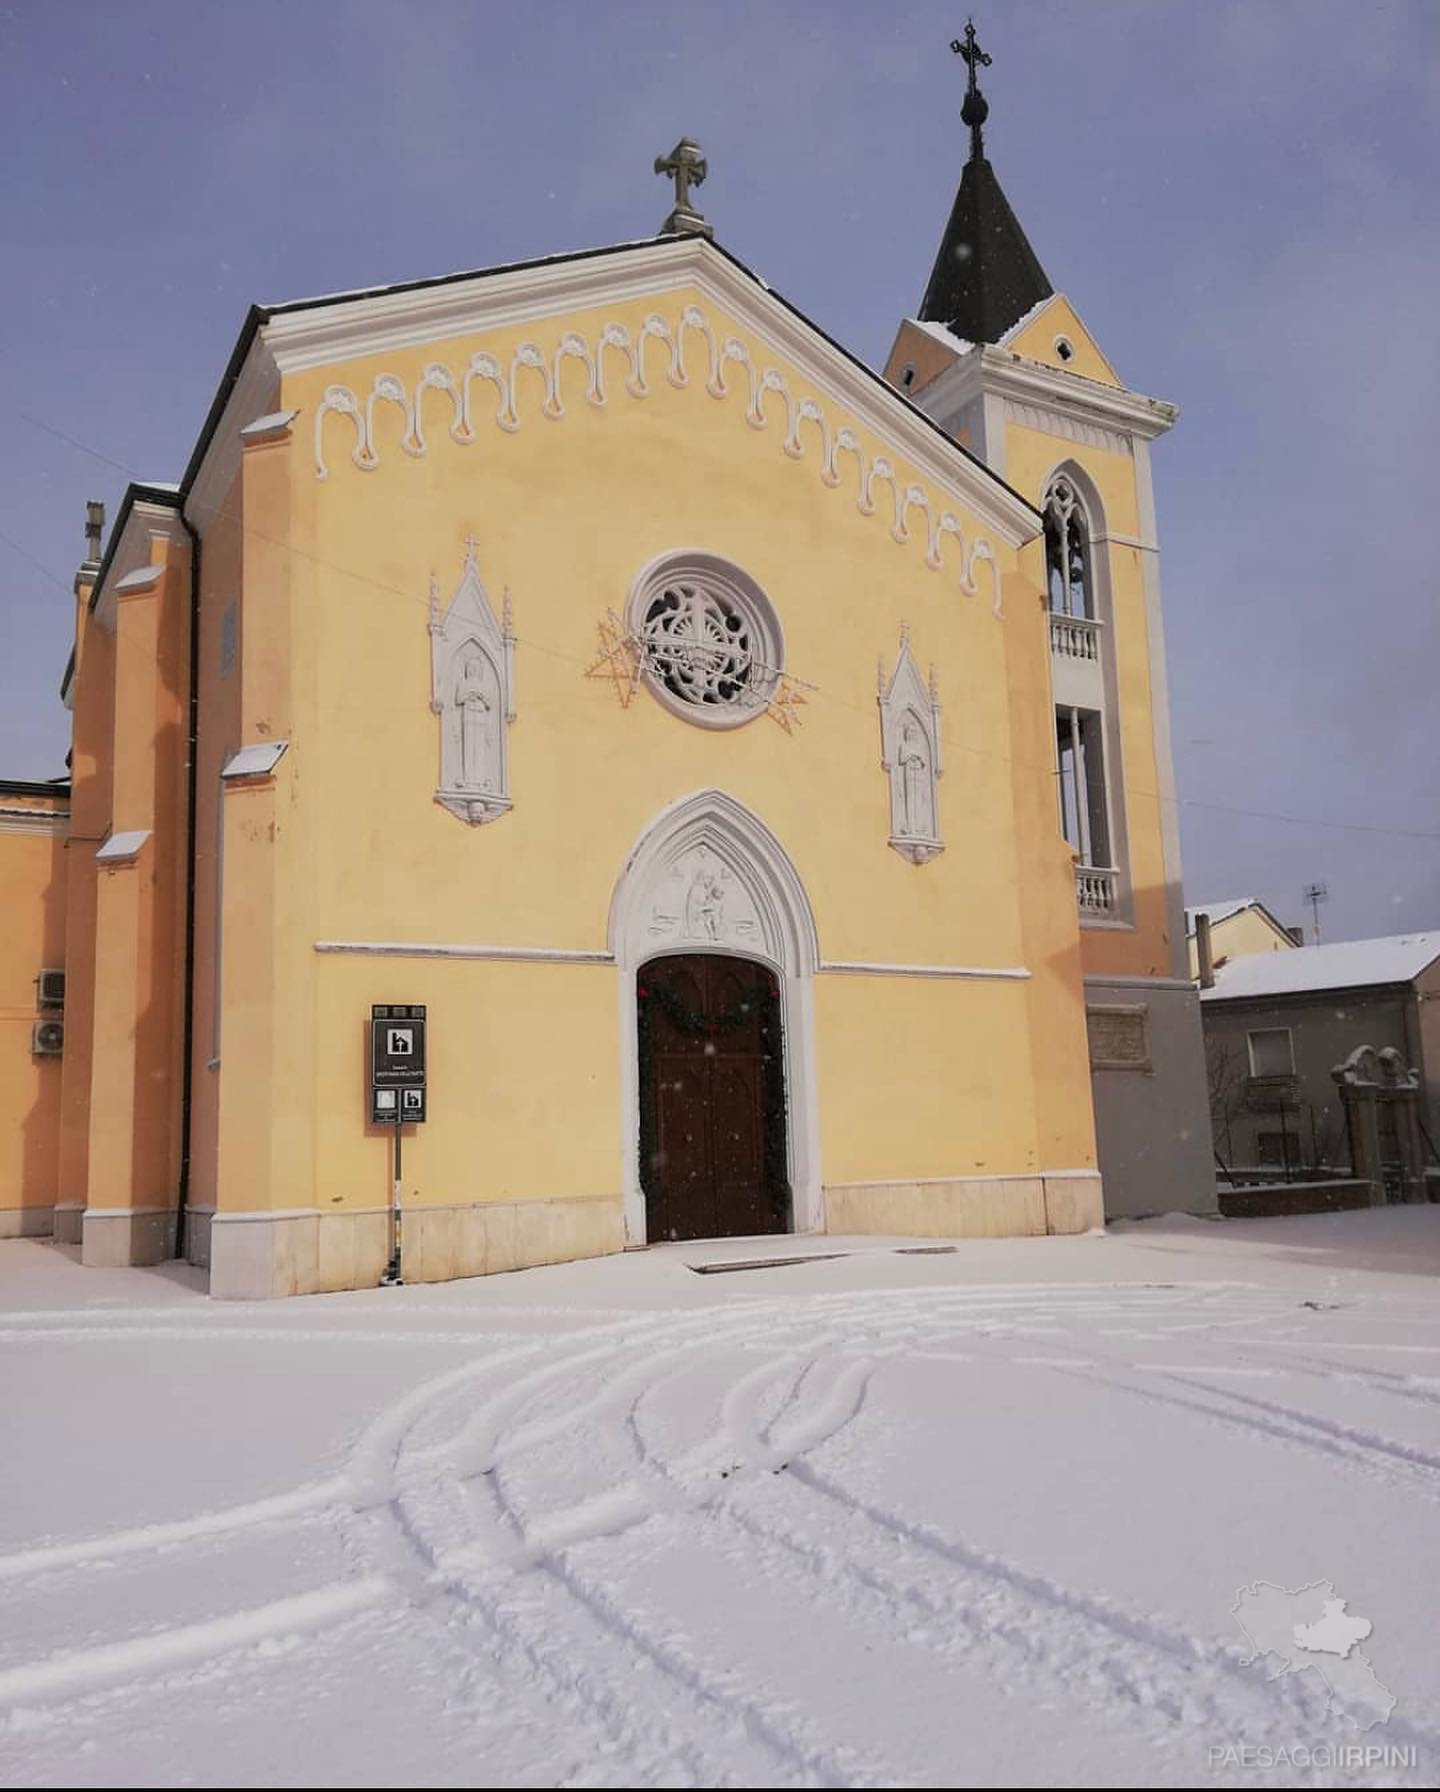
[313,385,363,478]
[412,362,467,451]
[966,539,1003,617]
[311,304,1004,613]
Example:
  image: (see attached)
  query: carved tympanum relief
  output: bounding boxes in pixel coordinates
[878,626,944,865]
[430,538,516,824]
[646,845,764,951]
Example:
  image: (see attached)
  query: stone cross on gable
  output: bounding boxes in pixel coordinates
[654,137,713,239]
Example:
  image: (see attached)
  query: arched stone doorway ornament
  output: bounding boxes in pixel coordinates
[608,789,822,1246]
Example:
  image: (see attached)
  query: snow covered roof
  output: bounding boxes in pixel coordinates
[1201,932,1440,1002]
[908,316,975,355]
[997,293,1058,347]
[1185,898,1257,931]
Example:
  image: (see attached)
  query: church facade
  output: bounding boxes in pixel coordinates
[1,60,1213,1295]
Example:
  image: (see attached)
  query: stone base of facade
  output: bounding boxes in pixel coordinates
[823,1171,1104,1238]
[52,1203,83,1244]
[206,1194,627,1299]
[0,1204,55,1239]
[81,1206,178,1267]
[1086,977,1218,1221]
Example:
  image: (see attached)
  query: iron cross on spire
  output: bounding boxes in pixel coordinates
[654,137,713,238]
[951,18,992,160]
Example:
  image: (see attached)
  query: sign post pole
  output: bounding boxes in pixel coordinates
[371,1004,427,1288]
[384,1111,404,1286]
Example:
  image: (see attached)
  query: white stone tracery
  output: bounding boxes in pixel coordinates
[878,626,944,865]
[312,304,1005,614]
[429,538,516,825]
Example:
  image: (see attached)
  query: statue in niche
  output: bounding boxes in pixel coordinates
[455,653,496,790]
[878,626,943,865]
[899,717,934,840]
[430,538,516,825]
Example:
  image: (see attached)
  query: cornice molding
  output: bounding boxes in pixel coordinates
[239,408,298,446]
[0,805,68,837]
[114,563,166,597]
[921,342,1177,452]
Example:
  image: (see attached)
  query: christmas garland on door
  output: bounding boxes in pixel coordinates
[636,964,792,1228]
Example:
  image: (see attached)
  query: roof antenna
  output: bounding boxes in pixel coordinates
[1302,882,1328,945]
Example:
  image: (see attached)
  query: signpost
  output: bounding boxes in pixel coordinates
[371,1004,426,1285]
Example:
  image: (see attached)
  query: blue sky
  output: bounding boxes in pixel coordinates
[1,0,1436,942]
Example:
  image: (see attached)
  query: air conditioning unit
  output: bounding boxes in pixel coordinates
[32,1018,64,1058]
[37,968,65,1009]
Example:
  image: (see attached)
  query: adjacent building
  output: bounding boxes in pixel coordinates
[1201,932,1440,1179]
[1186,897,1299,981]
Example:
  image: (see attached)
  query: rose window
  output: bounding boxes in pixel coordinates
[628,555,784,730]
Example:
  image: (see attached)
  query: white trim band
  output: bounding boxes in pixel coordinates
[315,939,614,965]
[826,1168,1100,1190]
[314,940,1031,981]
[820,959,1030,981]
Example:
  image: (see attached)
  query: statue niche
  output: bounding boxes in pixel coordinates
[430,538,516,825]
[878,626,943,864]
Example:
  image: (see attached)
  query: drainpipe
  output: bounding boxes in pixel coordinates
[174,508,202,1260]
[1195,912,1215,990]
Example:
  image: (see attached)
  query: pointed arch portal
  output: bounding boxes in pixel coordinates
[609,789,822,1246]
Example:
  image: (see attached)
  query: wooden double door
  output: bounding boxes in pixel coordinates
[637,954,790,1243]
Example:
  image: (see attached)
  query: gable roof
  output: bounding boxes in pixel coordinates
[173,233,1039,551]
[1201,932,1440,1002]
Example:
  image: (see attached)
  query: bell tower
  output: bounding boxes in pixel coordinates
[884,21,1216,1222]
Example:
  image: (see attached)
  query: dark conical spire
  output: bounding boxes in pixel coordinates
[917,22,1053,344]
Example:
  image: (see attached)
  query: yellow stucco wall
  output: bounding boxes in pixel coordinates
[0,796,67,1229]
[57,592,110,1223]
[49,265,1111,1289]
[1007,296,1121,387]
[189,473,245,1217]
[1004,416,1177,982]
[84,543,191,1221]
[191,277,1100,1226]
[882,319,963,399]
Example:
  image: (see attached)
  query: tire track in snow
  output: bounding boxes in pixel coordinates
[379,1338,864,1782]
[0,1479,349,1584]
[370,1304,908,1786]
[1055,1361,1440,1501]
[768,1459,1440,1763]
[0,1577,389,1713]
[8,1280,1427,1770]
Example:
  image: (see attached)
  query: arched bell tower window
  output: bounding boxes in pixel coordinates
[1043,476,1093,620]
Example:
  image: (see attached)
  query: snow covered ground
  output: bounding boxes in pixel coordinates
[2,1208,1439,1789]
